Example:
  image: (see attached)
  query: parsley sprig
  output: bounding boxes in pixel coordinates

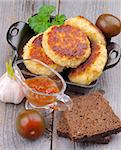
[28,5,66,33]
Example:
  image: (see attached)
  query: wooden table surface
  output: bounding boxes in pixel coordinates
[0,0,121,150]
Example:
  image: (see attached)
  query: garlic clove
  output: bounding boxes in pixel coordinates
[0,72,25,104]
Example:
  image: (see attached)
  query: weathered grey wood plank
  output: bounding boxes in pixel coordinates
[0,0,121,150]
[0,0,55,150]
[52,0,121,150]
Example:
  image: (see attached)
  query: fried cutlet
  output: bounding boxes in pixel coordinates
[23,33,64,76]
[65,16,106,45]
[68,42,107,85]
[64,16,107,85]
[42,25,91,68]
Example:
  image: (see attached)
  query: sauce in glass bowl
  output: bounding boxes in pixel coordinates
[25,76,59,107]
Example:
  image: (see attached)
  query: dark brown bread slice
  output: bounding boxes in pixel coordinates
[63,91,121,141]
[57,115,111,144]
[57,115,70,138]
[83,136,112,144]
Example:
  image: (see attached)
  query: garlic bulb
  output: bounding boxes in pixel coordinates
[0,72,25,104]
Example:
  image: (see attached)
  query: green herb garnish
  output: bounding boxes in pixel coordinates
[51,15,67,26]
[6,59,15,79]
[28,5,66,33]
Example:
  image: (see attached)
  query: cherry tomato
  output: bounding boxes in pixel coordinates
[96,14,121,37]
[16,109,45,140]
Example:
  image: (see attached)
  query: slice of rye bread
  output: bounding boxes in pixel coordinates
[58,91,121,142]
[57,115,111,144]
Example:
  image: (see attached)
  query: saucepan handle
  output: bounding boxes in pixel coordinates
[7,21,35,51]
[6,21,25,50]
[104,42,121,70]
[7,21,35,64]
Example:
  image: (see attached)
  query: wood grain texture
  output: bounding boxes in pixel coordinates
[0,0,54,150]
[52,0,121,150]
[0,0,121,150]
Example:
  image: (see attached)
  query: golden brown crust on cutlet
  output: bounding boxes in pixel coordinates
[48,25,89,58]
[29,34,55,65]
[23,33,64,76]
[65,16,107,85]
[69,42,100,74]
[68,42,107,85]
[77,16,106,43]
[65,16,106,46]
[42,25,91,68]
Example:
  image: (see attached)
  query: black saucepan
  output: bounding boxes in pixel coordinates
[6,21,121,94]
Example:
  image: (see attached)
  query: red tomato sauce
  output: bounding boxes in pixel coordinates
[25,77,59,106]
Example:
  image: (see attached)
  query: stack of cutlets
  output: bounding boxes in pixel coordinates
[23,16,108,85]
[57,92,121,144]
